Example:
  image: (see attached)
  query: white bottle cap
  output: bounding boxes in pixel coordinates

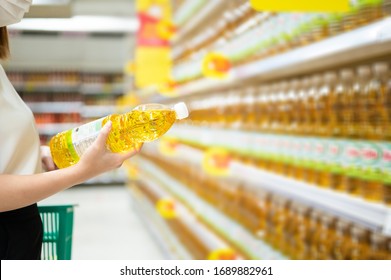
[174,102,189,120]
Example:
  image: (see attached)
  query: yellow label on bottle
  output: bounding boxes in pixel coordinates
[249,0,350,12]
[202,147,231,177]
[156,198,177,219]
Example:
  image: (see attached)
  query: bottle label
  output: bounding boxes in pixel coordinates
[70,118,104,157]
[379,142,391,179]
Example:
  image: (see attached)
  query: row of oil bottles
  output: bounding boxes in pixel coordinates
[141,150,391,260]
[186,60,391,205]
[173,0,391,82]
[188,60,391,140]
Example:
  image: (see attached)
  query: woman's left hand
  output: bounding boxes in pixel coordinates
[40,145,56,171]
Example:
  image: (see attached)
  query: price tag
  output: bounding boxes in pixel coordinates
[158,137,179,157]
[123,162,140,180]
[156,198,177,219]
[208,248,237,260]
[250,0,350,12]
[202,147,231,177]
[202,53,231,79]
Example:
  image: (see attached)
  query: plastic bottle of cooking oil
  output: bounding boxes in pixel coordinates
[50,102,189,168]
[318,72,338,138]
[363,62,386,140]
[305,75,322,136]
[355,65,372,140]
[339,69,356,138]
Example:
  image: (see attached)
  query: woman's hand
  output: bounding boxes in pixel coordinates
[40,145,56,171]
[76,121,142,177]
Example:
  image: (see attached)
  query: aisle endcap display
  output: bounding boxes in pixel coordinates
[176,17,391,97]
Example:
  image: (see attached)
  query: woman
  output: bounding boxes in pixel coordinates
[0,0,141,259]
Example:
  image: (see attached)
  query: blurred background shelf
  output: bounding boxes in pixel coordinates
[136,157,287,260]
[176,17,391,97]
[166,126,391,236]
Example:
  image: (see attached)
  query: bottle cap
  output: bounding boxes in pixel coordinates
[174,102,189,120]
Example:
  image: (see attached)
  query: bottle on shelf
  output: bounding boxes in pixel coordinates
[339,69,357,139]
[368,232,389,259]
[332,219,352,260]
[50,102,189,168]
[355,65,373,139]
[316,214,337,259]
[285,79,300,135]
[346,225,370,260]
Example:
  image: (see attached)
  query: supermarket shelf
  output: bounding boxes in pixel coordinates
[81,105,117,118]
[83,169,127,185]
[14,84,80,93]
[173,0,225,45]
[137,157,286,260]
[36,122,81,135]
[80,84,123,95]
[26,102,83,113]
[130,185,193,260]
[176,17,391,96]
[162,139,391,236]
[138,175,242,260]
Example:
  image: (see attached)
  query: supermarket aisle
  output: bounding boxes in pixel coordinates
[40,184,166,260]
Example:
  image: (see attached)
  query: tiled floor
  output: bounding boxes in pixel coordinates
[40,184,166,260]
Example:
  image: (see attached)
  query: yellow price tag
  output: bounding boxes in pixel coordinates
[123,162,140,180]
[156,198,177,219]
[202,147,231,177]
[158,78,178,97]
[208,248,237,260]
[250,0,351,12]
[202,53,231,79]
[158,137,179,157]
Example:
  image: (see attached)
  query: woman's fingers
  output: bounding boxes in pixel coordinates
[95,121,112,148]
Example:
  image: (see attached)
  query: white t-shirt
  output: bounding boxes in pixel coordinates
[0,64,42,175]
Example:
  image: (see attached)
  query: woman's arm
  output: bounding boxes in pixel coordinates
[0,121,141,212]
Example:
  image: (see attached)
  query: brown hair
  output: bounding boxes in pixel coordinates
[0,27,10,60]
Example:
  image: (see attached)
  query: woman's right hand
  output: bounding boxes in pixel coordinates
[76,121,142,178]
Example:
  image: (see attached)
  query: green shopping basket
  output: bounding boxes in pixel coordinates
[38,205,75,260]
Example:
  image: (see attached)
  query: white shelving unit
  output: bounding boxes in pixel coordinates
[137,157,286,260]
[176,17,391,96]
[36,122,81,135]
[137,174,243,259]
[80,83,123,95]
[26,101,83,113]
[81,105,117,118]
[156,128,391,236]
[131,185,194,260]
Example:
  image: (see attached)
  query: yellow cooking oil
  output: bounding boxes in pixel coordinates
[356,65,373,140]
[50,102,188,168]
